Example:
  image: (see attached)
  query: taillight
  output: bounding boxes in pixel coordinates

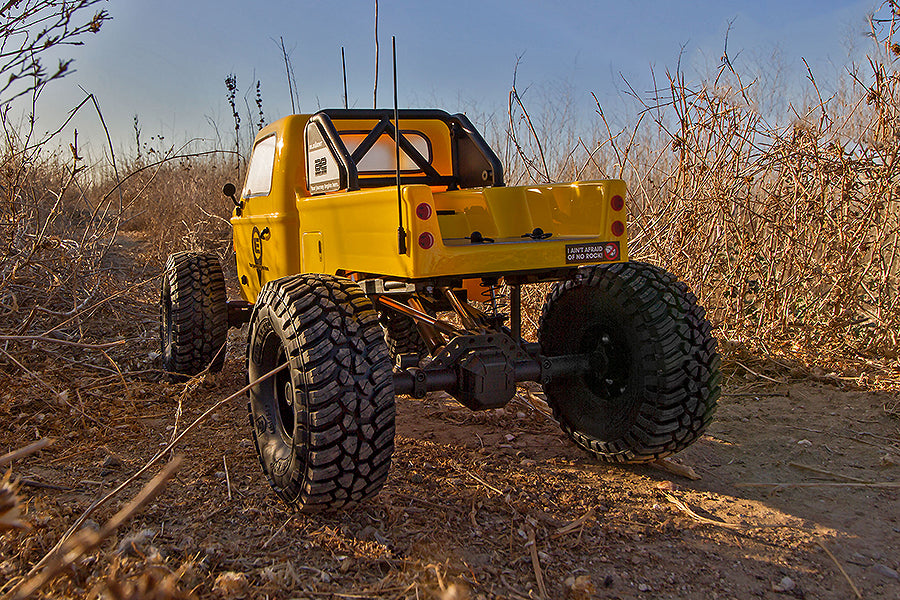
[611,220,625,237]
[611,194,624,211]
[416,202,433,220]
[418,232,434,249]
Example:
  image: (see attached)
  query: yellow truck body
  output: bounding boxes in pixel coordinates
[231,111,628,302]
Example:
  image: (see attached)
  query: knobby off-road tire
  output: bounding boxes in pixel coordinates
[160,252,228,380]
[539,262,720,462]
[247,273,395,512]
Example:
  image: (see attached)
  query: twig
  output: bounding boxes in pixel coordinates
[515,390,554,420]
[39,275,160,337]
[223,455,232,501]
[651,458,701,480]
[0,438,53,469]
[0,334,128,349]
[551,507,596,539]
[17,479,71,492]
[787,425,895,454]
[817,540,863,599]
[12,361,290,588]
[466,471,504,495]
[734,360,788,384]
[788,462,869,483]
[0,348,60,396]
[663,492,746,530]
[262,515,293,549]
[526,527,547,600]
[10,457,182,600]
[735,481,900,490]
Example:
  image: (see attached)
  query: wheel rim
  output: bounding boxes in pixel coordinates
[581,325,629,401]
[274,347,295,443]
[160,280,174,361]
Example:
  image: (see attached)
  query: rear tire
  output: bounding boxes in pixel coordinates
[160,252,228,379]
[539,262,720,462]
[247,274,395,512]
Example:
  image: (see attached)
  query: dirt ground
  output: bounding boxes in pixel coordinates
[1,239,899,599]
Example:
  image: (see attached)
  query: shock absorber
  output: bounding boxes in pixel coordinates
[480,278,508,329]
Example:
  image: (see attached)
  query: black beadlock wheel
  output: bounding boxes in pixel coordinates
[380,310,429,362]
[538,261,720,463]
[247,273,396,512]
[160,252,228,379]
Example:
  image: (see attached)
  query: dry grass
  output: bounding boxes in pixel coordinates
[3,4,900,598]
[506,1,900,386]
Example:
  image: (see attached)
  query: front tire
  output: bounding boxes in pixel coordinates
[539,262,720,462]
[247,274,395,512]
[160,252,228,379]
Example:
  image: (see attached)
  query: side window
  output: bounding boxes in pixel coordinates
[243,134,277,197]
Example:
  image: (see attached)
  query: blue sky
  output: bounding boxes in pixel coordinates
[19,0,878,157]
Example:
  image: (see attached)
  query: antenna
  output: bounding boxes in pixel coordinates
[341,47,349,109]
[393,36,407,255]
[373,0,379,108]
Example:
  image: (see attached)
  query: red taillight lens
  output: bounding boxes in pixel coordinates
[416,202,433,220]
[611,194,624,211]
[418,232,434,249]
[611,220,625,237]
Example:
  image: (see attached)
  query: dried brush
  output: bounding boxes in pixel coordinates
[102,561,195,600]
[0,468,28,531]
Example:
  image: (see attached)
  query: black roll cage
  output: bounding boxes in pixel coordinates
[306,109,504,193]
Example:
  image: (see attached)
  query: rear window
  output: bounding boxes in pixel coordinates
[340,131,431,173]
[243,134,277,197]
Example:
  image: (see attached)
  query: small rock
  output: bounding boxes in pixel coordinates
[358,525,390,545]
[797,439,812,447]
[100,454,123,469]
[213,571,248,598]
[880,454,898,467]
[773,575,796,592]
[504,433,516,442]
[200,543,223,567]
[339,557,355,573]
[638,583,651,592]
[564,575,595,599]
[440,583,471,600]
[872,563,900,581]
[116,528,156,556]
[82,519,100,532]
[520,458,536,467]
[0,560,14,577]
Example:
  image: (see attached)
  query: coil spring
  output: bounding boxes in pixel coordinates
[480,280,508,321]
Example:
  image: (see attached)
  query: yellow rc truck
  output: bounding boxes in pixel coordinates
[160,109,720,512]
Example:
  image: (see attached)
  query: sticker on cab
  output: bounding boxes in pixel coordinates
[565,241,620,264]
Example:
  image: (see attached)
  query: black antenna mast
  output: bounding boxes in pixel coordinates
[393,36,406,255]
[341,47,349,109]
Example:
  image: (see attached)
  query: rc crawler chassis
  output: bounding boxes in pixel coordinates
[160,109,720,512]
